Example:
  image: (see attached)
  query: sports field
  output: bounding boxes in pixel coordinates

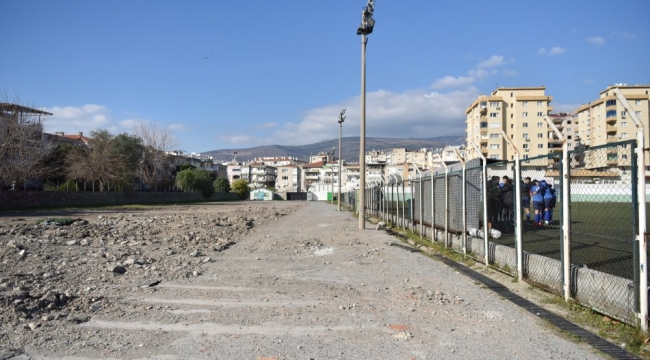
[491,201,647,280]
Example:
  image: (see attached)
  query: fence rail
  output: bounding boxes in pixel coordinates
[341,139,648,328]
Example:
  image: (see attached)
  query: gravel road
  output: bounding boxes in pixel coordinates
[1,201,607,359]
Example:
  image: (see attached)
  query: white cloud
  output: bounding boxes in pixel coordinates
[431,75,475,89]
[255,122,278,130]
[501,70,518,77]
[43,104,113,135]
[586,36,605,46]
[219,86,478,146]
[537,48,547,56]
[477,55,505,69]
[468,68,489,80]
[548,47,566,56]
[611,31,637,39]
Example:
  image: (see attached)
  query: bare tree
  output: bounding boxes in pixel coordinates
[0,101,52,189]
[131,121,179,190]
[66,130,142,191]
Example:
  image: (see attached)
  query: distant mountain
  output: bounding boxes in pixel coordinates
[202,136,464,163]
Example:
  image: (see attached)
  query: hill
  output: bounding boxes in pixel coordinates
[202,136,464,163]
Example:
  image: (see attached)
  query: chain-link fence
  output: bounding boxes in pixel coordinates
[569,140,637,322]
[349,138,645,326]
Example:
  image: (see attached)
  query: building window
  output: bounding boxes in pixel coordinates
[489,122,500,128]
[522,143,529,149]
[523,112,529,117]
[537,101,544,106]
[480,122,487,128]
[490,101,499,107]
[489,113,499,117]
[538,133,544,138]
[606,110,617,117]
[621,133,628,138]
[635,100,642,105]
[538,144,544,148]
[510,92,513,97]
[636,111,642,117]
[490,133,499,139]
[567,120,572,124]
[490,144,499,149]
[282,176,289,180]
[606,99,617,107]
[567,135,572,140]
[523,155,529,159]
[621,121,627,127]
[523,133,529,139]
[522,101,528,107]
[523,122,528,128]
[537,122,543,127]
[282,169,289,173]
[490,155,500,160]
[537,112,544,117]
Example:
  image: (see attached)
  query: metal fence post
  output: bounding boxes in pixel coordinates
[544,116,571,300]
[470,141,489,266]
[500,130,523,280]
[453,148,467,255]
[614,89,648,330]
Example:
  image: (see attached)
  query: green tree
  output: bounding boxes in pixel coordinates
[213,177,231,193]
[66,130,142,191]
[175,168,214,199]
[231,179,250,199]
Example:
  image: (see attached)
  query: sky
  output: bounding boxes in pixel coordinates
[1,0,649,153]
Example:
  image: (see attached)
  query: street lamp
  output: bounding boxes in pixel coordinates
[357,0,376,230]
[338,108,346,211]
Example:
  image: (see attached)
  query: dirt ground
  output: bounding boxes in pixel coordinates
[0,201,610,359]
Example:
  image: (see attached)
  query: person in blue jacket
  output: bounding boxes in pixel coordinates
[530,179,545,225]
[543,183,557,224]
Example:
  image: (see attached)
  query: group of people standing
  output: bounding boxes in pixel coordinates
[487,175,557,231]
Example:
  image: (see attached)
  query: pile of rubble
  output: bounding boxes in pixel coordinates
[0,204,293,355]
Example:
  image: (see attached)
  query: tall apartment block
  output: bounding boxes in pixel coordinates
[575,84,650,170]
[465,87,553,161]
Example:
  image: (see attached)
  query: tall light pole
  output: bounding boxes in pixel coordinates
[357,0,375,229]
[338,108,346,211]
[330,147,336,204]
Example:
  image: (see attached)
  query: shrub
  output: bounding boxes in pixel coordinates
[232,179,250,199]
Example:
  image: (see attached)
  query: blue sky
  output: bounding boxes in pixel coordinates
[2,0,648,153]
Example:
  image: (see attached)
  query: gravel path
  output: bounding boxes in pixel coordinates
[2,201,607,359]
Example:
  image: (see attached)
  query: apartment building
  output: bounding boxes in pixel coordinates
[241,162,276,189]
[576,84,649,146]
[275,164,301,192]
[466,87,553,161]
[547,113,579,154]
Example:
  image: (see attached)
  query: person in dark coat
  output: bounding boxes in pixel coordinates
[521,177,532,223]
[486,176,502,230]
[499,176,514,224]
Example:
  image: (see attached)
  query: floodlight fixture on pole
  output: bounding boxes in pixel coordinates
[357,0,376,230]
[338,108,346,211]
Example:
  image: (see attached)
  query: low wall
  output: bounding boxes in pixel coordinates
[422,226,636,324]
[0,191,241,211]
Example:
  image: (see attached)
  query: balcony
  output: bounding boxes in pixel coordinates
[606,137,619,144]
[606,158,618,166]
[606,125,617,134]
[304,175,319,180]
